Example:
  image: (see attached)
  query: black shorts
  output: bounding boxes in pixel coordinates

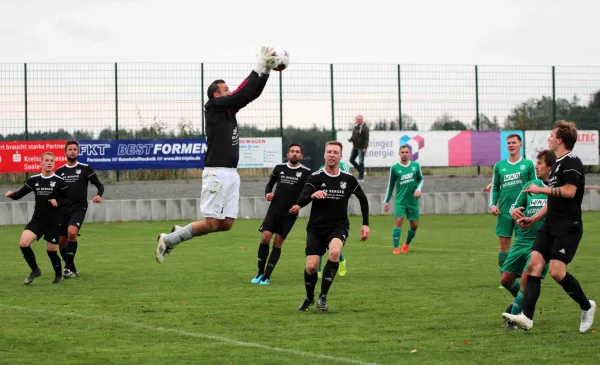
[25,216,61,244]
[532,222,583,264]
[305,226,349,257]
[258,213,297,239]
[61,204,88,236]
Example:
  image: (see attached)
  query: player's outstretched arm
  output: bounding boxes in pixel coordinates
[414,164,424,198]
[6,181,33,200]
[383,165,397,204]
[489,163,500,213]
[211,47,276,111]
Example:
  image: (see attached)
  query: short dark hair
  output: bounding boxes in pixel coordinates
[325,141,343,152]
[207,79,225,100]
[399,145,410,151]
[506,134,522,142]
[554,120,578,150]
[536,149,556,167]
[288,143,302,153]
[65,140,79,151]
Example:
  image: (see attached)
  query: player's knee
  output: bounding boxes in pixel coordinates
[261,231,273,243]
[549,264,566,282]
[306,261,318,274]
[500,276,514,288]
[19,240,30,248]
[410,222,418,231]
[273,238,284,248]
[67,227,78,241]
[46,243,58,251]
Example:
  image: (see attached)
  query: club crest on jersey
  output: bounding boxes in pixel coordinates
[76,169,81,174]
[411,166,416,171]
[520,165,525,170]
[50,181,56,187]
[340,181,347,190]
[296,171,302,178]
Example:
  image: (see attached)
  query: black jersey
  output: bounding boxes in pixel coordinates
[297,169,369,230]
[203,70,269,168]
[55,162,104,206]
[546,152,585,227]
[9,173,69,218]
[265,163,311,216]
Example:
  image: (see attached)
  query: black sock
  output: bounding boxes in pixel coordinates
[20,246,39,272]
[59,246,67,263]
[66,241,78,272]
[304,270,318,301]
[559,272,591,311]
[320,260,340,296]
[47,250,62,276]
[263,246,282,279]
[522,275,542,319]
[257,242,269,275]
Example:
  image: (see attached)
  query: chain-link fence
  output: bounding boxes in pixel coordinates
[1,62,599,179]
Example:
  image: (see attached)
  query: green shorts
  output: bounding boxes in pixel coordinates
[395,203,420,220]
[495,213,515,238]
[501,241,549,278]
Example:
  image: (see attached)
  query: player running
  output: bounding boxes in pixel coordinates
[383,145,423,254]
[55,140,104,278]
[250,143,311,285]
[5,152,70,284]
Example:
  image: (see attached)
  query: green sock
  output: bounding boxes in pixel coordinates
[507,280,520,297]
[406,229,417,245]
[392,227,402,248]
[510,290,524,315]
[340,251,345,262]
[318,255,323,272]
[498,252,508,274]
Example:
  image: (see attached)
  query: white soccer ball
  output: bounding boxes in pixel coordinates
[271,48,290,71]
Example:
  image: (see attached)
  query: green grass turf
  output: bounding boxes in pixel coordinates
[0,213,598,365]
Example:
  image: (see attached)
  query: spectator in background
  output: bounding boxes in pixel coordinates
[348,115,369,182]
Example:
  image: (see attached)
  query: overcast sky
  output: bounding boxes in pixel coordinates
[1,0,599,65]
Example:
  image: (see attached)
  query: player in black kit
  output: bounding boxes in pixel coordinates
[155,46,279,264]
[5,152,70,284]
[504,121,596,332]
[250,143,311,285]
[296,141,370,312]
[55,140,104,278]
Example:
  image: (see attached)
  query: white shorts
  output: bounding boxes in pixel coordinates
[200,167,240,220]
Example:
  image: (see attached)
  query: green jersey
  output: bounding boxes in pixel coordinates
[489,158,535,213]
[510,179,547,243]
[383,161,424,205]
[319,162,351,173]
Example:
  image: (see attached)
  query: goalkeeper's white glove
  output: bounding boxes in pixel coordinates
[254,46,277,75]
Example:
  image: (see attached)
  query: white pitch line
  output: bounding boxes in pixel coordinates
[0,303,381,365]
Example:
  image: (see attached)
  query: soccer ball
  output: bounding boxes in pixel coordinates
[271,48,290,71]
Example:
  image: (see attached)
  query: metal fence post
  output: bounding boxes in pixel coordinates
[397,64,403,130]
[330,64,335,140]
[552,66,556,124]
[24,63,28,141]
[475,65,480,176]
[279,70,283,139]
[114,62,120,181]
[201,62,205,136]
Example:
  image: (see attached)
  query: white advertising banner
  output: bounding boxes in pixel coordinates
[525,130,599,165]
[238,137,283,168]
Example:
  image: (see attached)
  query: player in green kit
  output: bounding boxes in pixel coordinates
[317,161,351,278]
[383,145,423,254]
[499,149,555,330]
[489,134,535,287]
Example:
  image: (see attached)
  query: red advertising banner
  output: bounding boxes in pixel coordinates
[0,141,68,173]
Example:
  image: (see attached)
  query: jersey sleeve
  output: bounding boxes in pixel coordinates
[562,157,583,187]
[383,165,397,203]
[86,166,104,197]
[415,163,424,192]
[489,163,500,208]
[9,178,34,200]
[265,166,279,195]
[297,174,318,207]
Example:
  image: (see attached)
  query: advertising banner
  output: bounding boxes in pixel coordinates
[0,141,68,173]
[337,130,525,167]
[525,130,598,165]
